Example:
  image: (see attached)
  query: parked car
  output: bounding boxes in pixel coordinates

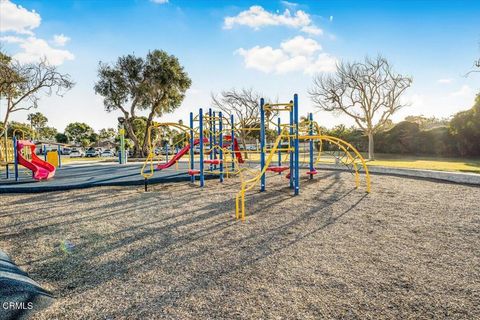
[100,149,115,157]
[85,148,100,157]
[70,148,85,157]
[61,147,72,155]
[161,147,174,155]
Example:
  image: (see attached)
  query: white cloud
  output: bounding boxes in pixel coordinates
[223,5,323,36]
[437,78,453,84]
[281,1,298,8]
[300,25,323,36]
[1,36,74,65]
[451,85,473,97]
[281,35,321,56]
[52,34,70,46]
[0,35,23,43]
[150,0,168,3]
[306,53,337,73]
[0,1,74,66]
[235,46,288,73]
[0,0,41,35]
[235,36,336,75]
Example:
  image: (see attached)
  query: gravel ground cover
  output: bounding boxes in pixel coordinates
[0,171,479,319]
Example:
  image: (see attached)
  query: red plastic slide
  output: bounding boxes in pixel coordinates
[157,138,208,170]
[157,136,244,170]
[16,140,56,180]
[224,135,244,164]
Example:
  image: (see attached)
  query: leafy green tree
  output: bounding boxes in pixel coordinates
[94,50,192,156]
[99,128,117,141]
[55,133,69,144]
[80,138,91,148]
[404,115,449,130]
[27,112,48,138]
[38,126,58,141]
[449,93,480,156]
[65,122,94,145]
[7,122,34,139]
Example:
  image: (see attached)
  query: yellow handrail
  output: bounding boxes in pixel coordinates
[300,134,371,193]
[235,127,289,221]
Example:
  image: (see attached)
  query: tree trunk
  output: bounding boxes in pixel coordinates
[141,111,155,157]
[368,131,375,160]
[124,117,140,157]
[1,97,12,137]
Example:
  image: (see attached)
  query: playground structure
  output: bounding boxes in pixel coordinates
[142,94,371,221]
[0,128,58,181]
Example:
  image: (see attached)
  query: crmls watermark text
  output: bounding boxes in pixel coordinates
[2,302,34,310]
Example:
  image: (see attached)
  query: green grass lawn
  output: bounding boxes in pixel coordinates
[364,153,480,174]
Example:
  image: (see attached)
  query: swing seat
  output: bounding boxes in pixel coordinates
[306,169,318,175]
[187,169,201,176]
[266,166,289,173]
[204,159,222,165]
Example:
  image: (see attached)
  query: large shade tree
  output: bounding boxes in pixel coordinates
[309,55,412,159]
[94,50,191,156]
[64,122,95,145]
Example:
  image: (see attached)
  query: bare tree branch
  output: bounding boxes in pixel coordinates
[309,55,413,159]
[0,57,74,137]
[211,88,275,159]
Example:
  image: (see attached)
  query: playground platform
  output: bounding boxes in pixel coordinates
[0,162,213,193]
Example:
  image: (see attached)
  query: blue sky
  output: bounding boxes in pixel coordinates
[1,0,479,131]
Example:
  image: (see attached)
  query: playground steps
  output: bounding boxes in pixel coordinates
[204,159,222,165]
[187,169,201,176]
[266,166,289,173]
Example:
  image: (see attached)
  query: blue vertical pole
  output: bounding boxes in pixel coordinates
[294,94,300,195]
[43,145,47,161]
[13,137,18,181]
[58,144,62,168]
[199,108,205,187]
[277,117,281,172]
[165,143,169,163]
[231,114,235,170]
[289,102,294,189]
[309,112,314,179]
[260,98,266,192]
[209,108,213,171]
[219,111,224,182]
[189,112,195,183]
[213,111,217,170]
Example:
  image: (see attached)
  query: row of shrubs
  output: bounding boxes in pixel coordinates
[322,94,480,157]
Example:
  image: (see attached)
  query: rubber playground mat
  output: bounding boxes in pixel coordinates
[0,162,216,193]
